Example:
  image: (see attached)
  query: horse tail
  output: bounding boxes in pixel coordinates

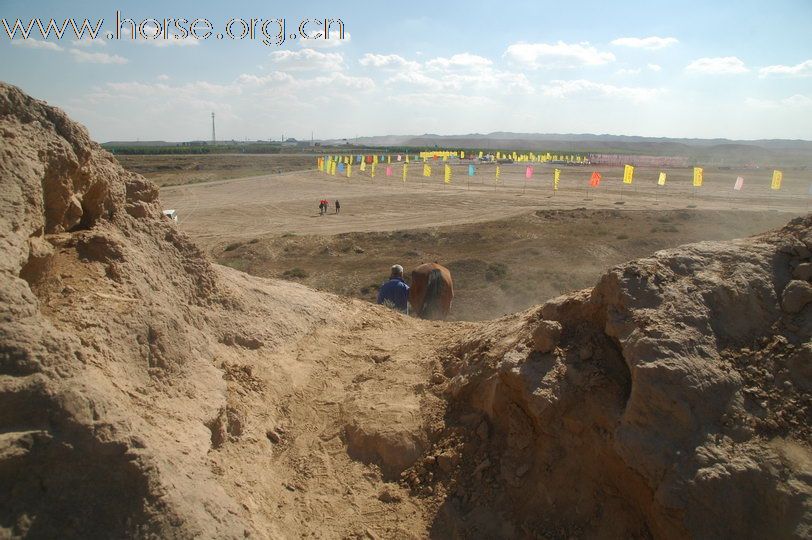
[421,268,445,319]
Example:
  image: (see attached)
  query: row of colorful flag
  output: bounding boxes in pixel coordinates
[318,157,787,191]
[322,151,587,165]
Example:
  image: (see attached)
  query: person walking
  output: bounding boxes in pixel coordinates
[335,200,341,214]
[376,264,409,314]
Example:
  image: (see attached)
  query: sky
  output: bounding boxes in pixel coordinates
[2,0,811,142]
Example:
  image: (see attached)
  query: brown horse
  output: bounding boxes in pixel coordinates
[409,263,453,319]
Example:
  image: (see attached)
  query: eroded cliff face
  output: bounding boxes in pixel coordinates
[422,217,811,538]
[1,81,809,539]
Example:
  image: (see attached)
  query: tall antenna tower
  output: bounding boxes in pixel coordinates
[211,112,216,144]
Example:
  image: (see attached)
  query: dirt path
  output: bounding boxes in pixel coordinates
[209,298,460,538]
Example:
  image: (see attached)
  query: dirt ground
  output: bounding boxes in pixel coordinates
[215,208,796,321]
[115,154,317,187]
[159,163,809,320]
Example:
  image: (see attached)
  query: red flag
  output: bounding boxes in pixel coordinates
[589,171,602,187]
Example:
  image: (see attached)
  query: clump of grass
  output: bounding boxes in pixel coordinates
[281,232,295,238]
[223,242,242,252]
[485,262,508,282]
[616,234,629,240]
[282,267,308,279]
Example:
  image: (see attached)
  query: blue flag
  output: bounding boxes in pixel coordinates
[338,162,345,173]
[468,164,475,176]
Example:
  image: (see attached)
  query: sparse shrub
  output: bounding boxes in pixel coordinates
[224,242,242,252]
[616,234,629,240]
[485,262,508,282]
[282,267,308,279]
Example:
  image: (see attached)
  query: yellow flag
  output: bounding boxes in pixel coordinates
[360,161,366,172]
[387,155,391,164]
[402,163,408,182]
[693,167,703,187]
[347,163,352,178]
[444,164,452,184]
[317,157,323,172]
[478,151,483,158]
[459,151,464,158]
[330,161,336,176]
[495,165,501,183]
[623,164,634,184]
[658,172,666,186]
[496,151,501,159]
[406,155,410,163]
[373,155,378,165]
[771,170,783,190]
[553,168,560,190]
[423,164,431,177]
[371,163,376,178]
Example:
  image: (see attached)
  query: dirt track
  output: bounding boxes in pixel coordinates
[161,164,811,250]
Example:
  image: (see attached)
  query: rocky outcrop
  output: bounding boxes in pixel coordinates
[432,216,811,538]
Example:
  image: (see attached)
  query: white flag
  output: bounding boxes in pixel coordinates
[734,176,744,191]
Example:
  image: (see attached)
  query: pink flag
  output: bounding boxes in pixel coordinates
[734,176,744,191]
[397,154,402,161]
[386,165,393,177]
[525,166,534,179]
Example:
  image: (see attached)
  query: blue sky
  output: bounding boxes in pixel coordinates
[2,0,811,142]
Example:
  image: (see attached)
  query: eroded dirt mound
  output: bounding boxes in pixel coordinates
[418,216,812,538]
[0,82,447,538]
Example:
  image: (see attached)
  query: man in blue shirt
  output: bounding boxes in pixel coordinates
[377,264,409,313]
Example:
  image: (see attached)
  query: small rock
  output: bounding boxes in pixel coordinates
[436,451,458,473]
[782,280,812,313]
[377,487,401,504]
[515,464,530,478]
[532,320,562,353]
[266,429,281,444]
[431,372,446,385]
[353,245,365,254]
[793,262,812,281]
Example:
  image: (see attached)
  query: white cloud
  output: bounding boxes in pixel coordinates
[616,68,642,76]
[758,59,812,78]
[647,63,662,72]
[425,53,492,71]
[685,57,748,75]
[269,48,343,70]
[359,53,419,70]
[312,72,375,91]
[386,92,494,108]
[610,36,678,50]
[504,41,615,68]
[10,38,62,51]
[69,49,128,64]
[745,94,812,108]
[541,79,661,102]
[157,74,170,81]
[71,37,106,48]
